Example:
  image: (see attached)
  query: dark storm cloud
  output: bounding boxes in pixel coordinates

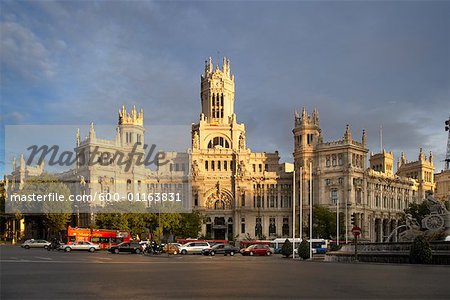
[1,1,449,175]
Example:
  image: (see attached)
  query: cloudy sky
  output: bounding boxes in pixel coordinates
[1,0,449,175]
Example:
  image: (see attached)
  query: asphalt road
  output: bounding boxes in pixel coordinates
[1,245,449,299]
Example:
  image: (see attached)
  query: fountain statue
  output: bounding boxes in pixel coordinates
[388,192,450,242]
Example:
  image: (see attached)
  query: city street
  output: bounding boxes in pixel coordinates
[1,245,449,299]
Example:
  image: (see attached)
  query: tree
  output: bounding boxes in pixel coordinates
[409,236,432,264]
[280,239,293,258]
[18,174,72,239]
[304,206,344,239]
[175,211,202,238]
[297,240,310,260]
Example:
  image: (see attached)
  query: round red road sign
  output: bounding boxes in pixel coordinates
[351,226,361,237]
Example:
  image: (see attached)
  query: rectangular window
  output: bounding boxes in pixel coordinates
[282,217,289,237]
[331,189,338,204]
[224,161,228,171]
[265,164,268,172]
[205,161,208,171]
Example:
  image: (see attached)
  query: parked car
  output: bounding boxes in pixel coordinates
[202,244,240,256]
[60,241,100,252]
[21,239,51,249]
[108,242,143,254]
[241,244,274,256]
[179,242,211,255]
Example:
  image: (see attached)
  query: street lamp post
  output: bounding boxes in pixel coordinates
[309,161,313,260]
[337,194,339,246]
[299,166,302,245]
[345,193,349,244]
[284,164,296,259]
[74,205,79,227]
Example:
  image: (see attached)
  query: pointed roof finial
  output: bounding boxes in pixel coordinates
[89,122,96,140]
[419,148,424,160]
[362,129,366,146]
[76,128,80,146]
[429,151,433,163]
[209,56,213,73]
[344,124,352,141]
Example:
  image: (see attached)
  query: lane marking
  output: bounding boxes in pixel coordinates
[35,257,53,260]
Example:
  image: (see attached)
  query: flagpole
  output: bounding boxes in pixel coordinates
[300,166,302,242]
[292,169,296,259]
[337,192,340,246]
[309,161,313,260]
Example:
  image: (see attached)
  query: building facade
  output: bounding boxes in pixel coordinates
[435,169,450,202]
[4,57,438,243]
[293,109,435,242]
[191,58,293,240]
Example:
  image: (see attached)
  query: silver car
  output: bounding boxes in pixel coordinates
[21,239,51,249]
[60,241,100,252]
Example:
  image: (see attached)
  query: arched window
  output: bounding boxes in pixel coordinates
[127,179,132,190]
[214,200,225,210]
[207,136,230,148]
[269,218,276,236]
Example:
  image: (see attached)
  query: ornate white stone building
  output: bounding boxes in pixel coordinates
[293,109,435,242]
[190,57,293,240]
[4,57,437,243]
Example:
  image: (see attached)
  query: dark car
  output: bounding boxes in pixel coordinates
[202,244,240,256]
[108,242,143,254]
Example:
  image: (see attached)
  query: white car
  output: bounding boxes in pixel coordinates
[60,241,100,252]
[179,242,211,255]
[21,239,51,249]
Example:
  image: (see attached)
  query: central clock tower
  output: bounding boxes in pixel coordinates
[200,57,235,124]
[192,57,246,152]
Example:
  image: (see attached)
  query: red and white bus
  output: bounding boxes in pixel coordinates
[67,226,131,249]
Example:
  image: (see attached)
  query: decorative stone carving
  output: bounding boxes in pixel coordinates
[396,193,450,242]
[192,131,199,149]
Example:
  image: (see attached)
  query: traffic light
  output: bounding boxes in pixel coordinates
[351,213,356,226]
[445,119,449,131]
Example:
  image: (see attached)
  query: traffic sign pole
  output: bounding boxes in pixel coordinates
[351,226,361,262]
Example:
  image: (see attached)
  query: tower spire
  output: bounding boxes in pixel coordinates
[200,56,235,123]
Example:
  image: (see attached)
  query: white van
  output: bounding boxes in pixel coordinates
[179,242,211,255]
